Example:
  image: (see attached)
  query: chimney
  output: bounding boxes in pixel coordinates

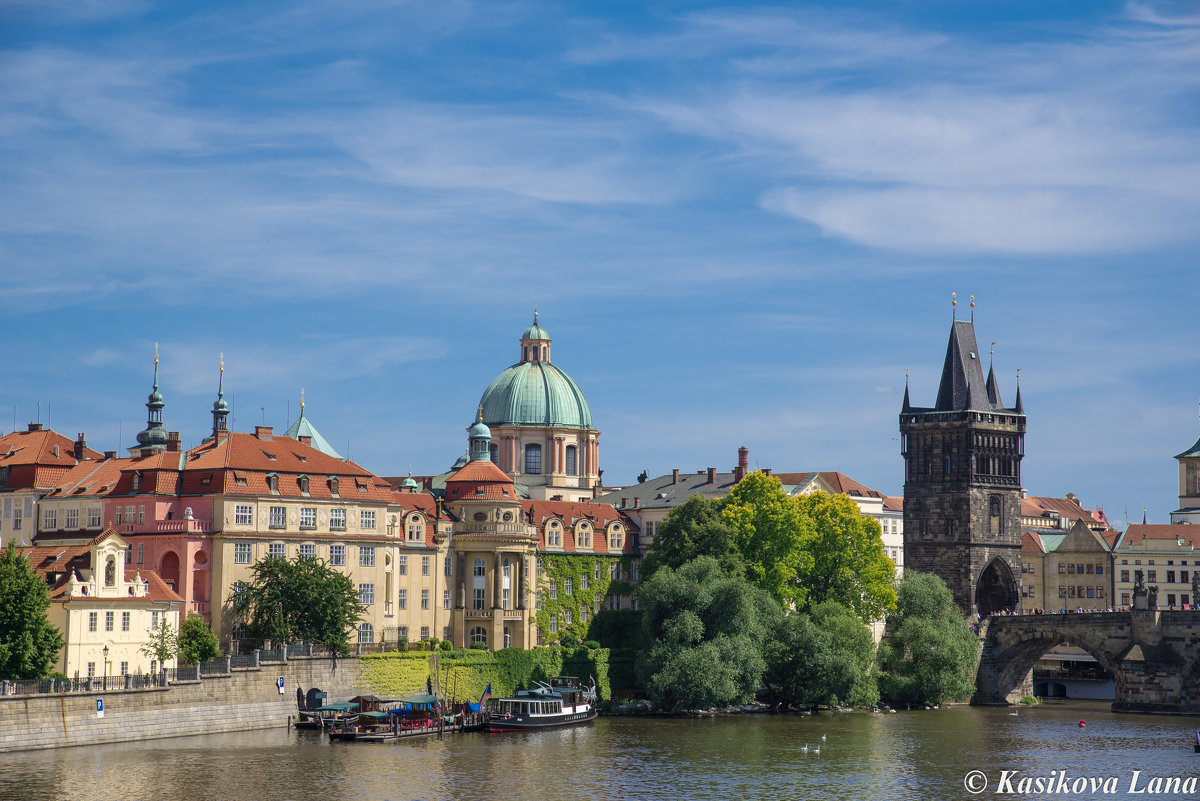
[671,469,679,484]
[28,423,43,432]
[74,433,87,461]
[1066,492,1077,503]
[762,468,771,477]
[706,467,716,484]
[255,425,274,440]
[215,429,231,444]
[621,497,627,508]
[104,450,117,460]
[167,431,181,453]
[298,435,313,446]
[52,444,60,458]
[633,497,640,508]
[734,446,749,482]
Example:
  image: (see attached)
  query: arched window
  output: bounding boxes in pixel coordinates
[104,556,116,587]
[524,444,542,474]
[576,524,590,549]
[565,445,576,476]
[489,443,500,465]
[541,346,546,360]
[358,622,374,643]
[474,557,485,576]
[471,626,488,646]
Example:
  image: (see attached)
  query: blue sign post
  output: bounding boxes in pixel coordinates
[277,676,285,695]
[96,698,104,718]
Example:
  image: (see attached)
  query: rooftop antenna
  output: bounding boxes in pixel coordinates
[37,401,40,424]
[261,407,266,426]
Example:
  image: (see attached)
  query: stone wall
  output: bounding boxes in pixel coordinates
[0,656,370,753]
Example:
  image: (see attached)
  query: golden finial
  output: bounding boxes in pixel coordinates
[300,387,305,412]
[477,403,484,423]
[533,304,539,323]
[951,292,957,321]
[990,341,995,357]
[154,342,159,365]
[970,294,975,323]
[219,352,224,373]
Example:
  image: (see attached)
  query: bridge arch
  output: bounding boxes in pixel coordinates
[975,557,1018,617]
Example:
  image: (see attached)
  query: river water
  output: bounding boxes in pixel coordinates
[2,702,1198,801]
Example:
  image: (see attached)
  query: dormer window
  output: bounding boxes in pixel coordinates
[328,476,340,496]
[132,473,142,492]
[298,475,310,494]
[267,473,279,493]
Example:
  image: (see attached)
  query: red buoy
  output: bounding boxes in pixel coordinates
[1079,720,1086,728]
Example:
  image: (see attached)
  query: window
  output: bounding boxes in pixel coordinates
[328,476,340,496]
[398,590,407,610]
[330,508,346,531]
[470,627,487,646]
[329,544,345,565]
[1149,570,1158,583]
[398,555,408,575]
[1067,564,1075,575]
[358,623,374,643]
[268,542,285,560]
[12,504,20,531]
[565,578,573,595]
[269,506,286,529]
[581,574,589,591]
[299,543,316,560]
[359,583,374,605]
[119,661,128,677]
[549,583,558,601]
[1122,592,1131,605]
[473,588,485,610]
[444,589,451,610]
[580,605,588,624]
[87,507,101,528]
[502,588,510,609]
[42,509,57,530]
[421,590,430,610]
[299,475,310,494]
[420,626,430,640]
[267,474,279,493]
[1168,571,1177,584]
[88,612,98,632]
[407,517,424,541]
[151,611,160,629]
[524,444,542,474]
[549,615,558,634]
[577,525,590,548]
[234,543,252,564]
[564,609,572,626]
[422,556,431,576]
[1096,565,1104,575]
[595,563,602,580]
[122,612,130,632]
[87,662,95,679]
[565,445,576,476]
[360,510,377,530]
[445,556,453,577]
[546,523,561,547]
[1121,570,1130,582]
[138,506,145,524]
[105,611,114,632]
[360,546,375,567]
[235,505,253,525]
[474,558,485,577]
[609,528,624,550]
[300,507,316,529]
[65,509,79,529]
[136,543,143,564]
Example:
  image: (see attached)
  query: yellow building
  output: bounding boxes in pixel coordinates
[1020,519,1115,612]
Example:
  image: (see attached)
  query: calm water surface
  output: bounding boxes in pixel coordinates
[2,702,1198,801]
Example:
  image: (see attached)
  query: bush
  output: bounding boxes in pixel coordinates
[584,640,601,650]
[560,634,580,648]
[471,641,488,650]
[440,640,453,651]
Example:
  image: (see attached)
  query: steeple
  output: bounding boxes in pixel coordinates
[934,321,991,411]
[1014,371,1025,415]
[133,344,169,452]
[468,405,492,462]
[210,353,230,439]
[901,370,912,414]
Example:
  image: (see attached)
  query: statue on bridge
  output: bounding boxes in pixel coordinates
[1148,585,1159,609]
[1133,570,1146,597]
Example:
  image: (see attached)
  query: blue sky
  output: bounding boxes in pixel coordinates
[2,1,1198,527]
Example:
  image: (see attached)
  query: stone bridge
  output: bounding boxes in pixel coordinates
[974,610,1200,714]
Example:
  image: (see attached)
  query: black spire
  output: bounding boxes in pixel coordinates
[985,365,1002,408]
[1015,381,1024,415]
[934,321,991,411]
[901,374,912,414]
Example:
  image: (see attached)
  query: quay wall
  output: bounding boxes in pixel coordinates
[0,656,369,753]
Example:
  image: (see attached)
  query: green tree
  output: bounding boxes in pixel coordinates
[877,571,980,707]
[177,613,220,664]
[140,617,178,666]
[0,542,65,679]
[795,492,896,622]
[721,471,814,607]
[228,556,364,654]
[763,601,879,710]
[638,556,780,710]
[640,495,745,581]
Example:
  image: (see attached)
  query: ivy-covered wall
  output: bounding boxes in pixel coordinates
[535,554,614,643]
[360,646,611,703]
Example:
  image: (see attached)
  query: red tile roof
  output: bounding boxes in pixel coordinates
[1022,531,1046,554]
[20,531,183,603]
[1117,524,1200,549]
[522,499,638,555]
[444,460,519,501]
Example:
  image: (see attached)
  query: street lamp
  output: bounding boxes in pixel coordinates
[102,645,109,681]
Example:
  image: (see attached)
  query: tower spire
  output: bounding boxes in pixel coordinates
[1014,369,1024,414]
[902,369,912,413]
[133,344,168,453]
[210,352,230,439]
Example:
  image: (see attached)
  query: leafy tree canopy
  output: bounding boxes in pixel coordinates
[794,492,897,622]
[877,571,979,707]
[640,495,745,581]
[721,472,814,608]
[177,613,221,664]
[763,601,878,710]
[228,556,364,654]
[141,617,178,666]
[0,542,65,680]
[638,556,780,710]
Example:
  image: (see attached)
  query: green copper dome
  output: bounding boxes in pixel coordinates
[479,361,594,429]
[522,322,550,341]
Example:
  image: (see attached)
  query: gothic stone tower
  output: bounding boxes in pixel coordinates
[901,320,1026,618]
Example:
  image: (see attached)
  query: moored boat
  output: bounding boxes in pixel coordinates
[486,676,598,732]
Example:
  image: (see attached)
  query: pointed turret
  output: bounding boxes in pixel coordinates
[901,373,912,414]
[132,344,169,453]
[934,321,991,411]
[207,353,230,442]
[1014,380,1025,415]
[985,365,1003,408]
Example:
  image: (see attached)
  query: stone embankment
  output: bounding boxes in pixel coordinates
[0,655,369,752]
